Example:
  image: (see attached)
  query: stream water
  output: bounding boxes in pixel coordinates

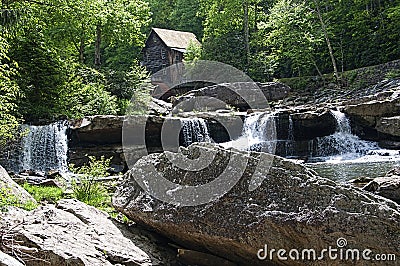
[10,112,399,182]
[226,110,400,182]
[305,111,399,181]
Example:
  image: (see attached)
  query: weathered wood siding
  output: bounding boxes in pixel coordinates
[143,32,171,74]
[143,32,185,70]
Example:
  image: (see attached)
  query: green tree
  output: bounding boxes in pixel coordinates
[263,0,323,77]
[147,0,176,29]
[170,0,204,38]
[0,36,21,145]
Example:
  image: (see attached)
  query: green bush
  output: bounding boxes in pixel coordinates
[69,156,111,208]
[61,82,119,119]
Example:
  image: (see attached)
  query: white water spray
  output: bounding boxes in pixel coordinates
[20,121,69,172]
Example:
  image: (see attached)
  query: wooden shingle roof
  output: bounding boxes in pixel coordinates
[152,28,201,50]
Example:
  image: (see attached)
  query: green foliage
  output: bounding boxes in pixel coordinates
[104,62,150,100]
[69,156,111,208]
[199,0,400,80]
[124,84,153,115]
[61,80,119,119]
[22,183,64,204]
[147,0,175,29]
[10,32,68,120]
[0,36,21,145]
[184,40,202,63]
[263,0,322,77]
[169,0,204,38]
[385,70,400,79]
[0,187,37,212]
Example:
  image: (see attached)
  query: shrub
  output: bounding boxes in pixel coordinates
[69,156,111,208]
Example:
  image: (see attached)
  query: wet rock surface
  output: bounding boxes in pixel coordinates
[113,143,400,266]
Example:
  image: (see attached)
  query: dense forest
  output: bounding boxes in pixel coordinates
[1,0,399,143]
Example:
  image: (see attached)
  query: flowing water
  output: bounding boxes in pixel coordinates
[285,114,295,157]
[313,110,378,160]
[224,110,399,182]
[308,110,400,181]
[222,112,276,154]
[19,121,69,173]
[181,118,211,146]
[6,110,398,183]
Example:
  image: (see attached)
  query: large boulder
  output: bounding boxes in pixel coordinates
[113,143,400,265]
[344,97,400,128]
[0,199,178,265]
[275,109,337,141]
[172,82,291,112]
[363,168,400,204]
[376,116,400,137]
[0,165,36,205]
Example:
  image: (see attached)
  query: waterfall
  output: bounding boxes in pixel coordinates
[20,121,69,173]
[222,112,276,153]
[315,110,377,159]
[285,114,295,157]
[181,118,211,146]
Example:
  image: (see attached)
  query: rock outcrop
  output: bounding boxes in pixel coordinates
[69,114,245,168]
[275,109,336,141]
[342,81,400,142]
[363,167,400,203]
[344,98,400,128]
[376,116,400,137]
[0,199,178,266]
[113,143,400,265]
[0,165,36,205]
[172,82,291,111]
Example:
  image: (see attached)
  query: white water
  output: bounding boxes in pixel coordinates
[181,118,211,146]
[20,121,69,172]
[285,114,295,157]
[222,112,276,153]
[314,110,379,161]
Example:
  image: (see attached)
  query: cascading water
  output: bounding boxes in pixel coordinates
[222,112,276,153]
[315,110,378,160]
[181,118,211,146]
[285,114,295,157]
[20,121,69,173]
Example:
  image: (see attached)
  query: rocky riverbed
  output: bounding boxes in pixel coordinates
[1,77,400,265]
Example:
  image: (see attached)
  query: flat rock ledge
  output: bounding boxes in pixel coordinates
[113,143,400,266]
[0,199,178,266]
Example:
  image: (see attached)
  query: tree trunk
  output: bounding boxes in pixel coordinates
[314,0,340,83]
[79,40,85,64]
[243,0,250,70]
[94,23,101,68]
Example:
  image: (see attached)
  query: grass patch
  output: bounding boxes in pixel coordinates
[22,183,64,203]
[0,187,38,211]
